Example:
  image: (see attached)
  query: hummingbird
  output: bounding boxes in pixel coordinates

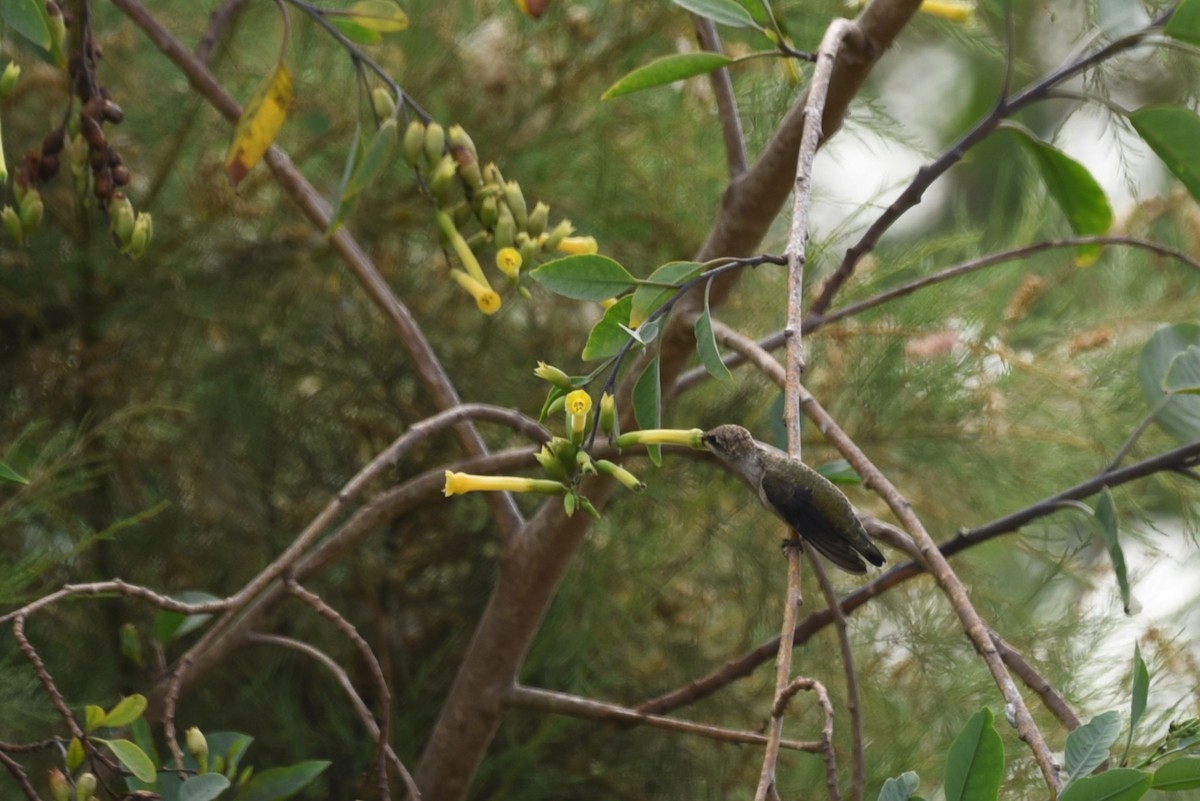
[702,424,887,574]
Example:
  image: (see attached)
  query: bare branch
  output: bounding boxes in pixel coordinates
[692,16,747,178]
[505,685,823,753]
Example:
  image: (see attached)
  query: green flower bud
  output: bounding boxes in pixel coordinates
[527,201,549,237]
[494,204,516,249]
[456,155,483,190]
[576,449,596,475]
[446,125,478,162]
[108,193,135,243]
[371,87,398,120]
[503,181,528,230]
[478,195,499,228]
[543,218,575,251]
[517,233,537,268]
[2,205,23,245]
[599,392,616,437]
[534,443,568,480]
[186,726,209,773]
[74,772,96,801]
[423,121,445,167]
[0,62,19,99]
[124,212,152,259]
[547,436,578,478]
[595,459,645,492]
[428,153,458,203]
[482,162,504,188]
[534,361,573,389]
[402,120,425,167]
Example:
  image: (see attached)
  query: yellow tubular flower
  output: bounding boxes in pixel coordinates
[450,269,502,314]
[565,389,592,437]
[599,392,616,436]
[496,246,523,279]
[556,235,598,256]
[444,471,566,496]
[919,0,974,22]
[615,428,705,449]
[534,361,573,389]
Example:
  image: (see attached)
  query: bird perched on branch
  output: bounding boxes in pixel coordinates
[702,424,889,574]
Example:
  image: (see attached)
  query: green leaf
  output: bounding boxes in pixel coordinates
[336,0,409,32]
[1130,107,1200,203]
[630,261,703,328]
[943,707,1004,801]
[331,18,382,45]
[1124,644,1150,764]
[1153,757,1200,791]
[66,736,84,771]
[1012,129,1112,266]
[180,773,231,801]
[207,731,254,778]
[128,718,160,791]
[602,52,735,100]
[154,590,221,643]
[1094,490,1131,614]
[694,279,732,381]
[94,738,157,784]
[878,771,921,801]
[582,296,634,361]
[1165,0,1200,46]
[1060,768,1152,801]
[0,460,28,484]
[1065,710,1123,784]
[328,122,366,234]
[670,0,758,27]
[1138,323,1200,443]
[233,760,330,801]
[85,704,107,732]
[341,118,397,201]
[530,255,637,301]
[816,460,862,486]
[633,356,662,466]
[1164,346,1200,394]
[104,694,148,728]
[0,0,51,49]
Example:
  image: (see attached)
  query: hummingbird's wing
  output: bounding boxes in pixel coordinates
[759,470,881,574]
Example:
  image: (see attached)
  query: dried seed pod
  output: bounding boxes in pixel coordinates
[101,99,124,124]
[81,114,106,149]
[93,166,114,200]
[111,164,130,186]
[41,128,65,156]
[37,154,60,181]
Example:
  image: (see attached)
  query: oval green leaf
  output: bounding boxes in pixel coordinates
[154,590,221,643]
[180,773,231,801]
[1164,346,1200,394]
[1153,757,1200,791]
[530,255,637,301]
[1060,768,1152,801]
[233,759,330,801]
[944,707,1004,801]
[1165,0,1200,46]
[1093,492,1131,615]
[103,694,148,728]
[603,52,735,100]
[0,0,51,49]
[582,296,635,361]
[630,261,704,328]
[879,772,921,801]
[1131,107,1200,203]
[85,704,107,733]
[1128,644,1149,753]
[94,737,157,784]
[694,308,731,381]
[670,0,758,27]
[1138,323,1200,443]
[633,356,662,466]
[1065,709,1122,784]
[1012,129,1112,266]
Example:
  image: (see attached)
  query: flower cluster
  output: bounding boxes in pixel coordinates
[401,120,597,313]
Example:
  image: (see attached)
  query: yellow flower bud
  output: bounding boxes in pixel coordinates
[556,236,598,256]
[478,195,499,228]
[108,193,135,243]
[450,269,501,314]
[494,205,516,249]
[919,0,974,22]
[496,247,522,280]
[186,726,209,774]
[2,205,22,245]
[18,187,43,231]
[503,181,528,230]
[428,153,459,202]
[75,772,97,801]
[124,212,153,260]
[47,768,70,801]
[447,125,478,162]
[371,87,398,120]
[527,201,550,237]
[542,218,574,251]
[615,428,705,449]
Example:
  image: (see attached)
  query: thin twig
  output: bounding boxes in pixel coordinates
[693,16,747,178]
[0,749,41,801]
[774,676,838,799]
[989,630,1082,732]
[809,548,860,801]
[247,631,422,801]
[504,685,822,752]
[195,0,249,65]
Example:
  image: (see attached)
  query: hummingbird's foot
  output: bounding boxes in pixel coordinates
[779,536,803,557]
